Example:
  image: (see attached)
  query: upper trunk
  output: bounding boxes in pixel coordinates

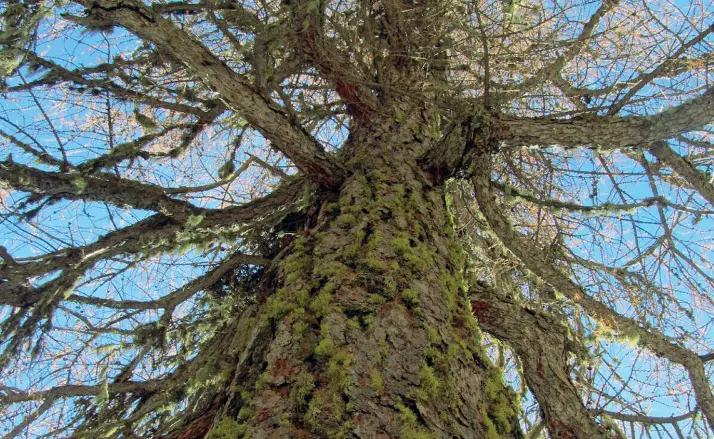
[197,105,522,439]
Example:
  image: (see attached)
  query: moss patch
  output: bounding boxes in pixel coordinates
[396,402,436,439]
[291,372,315,412]
[481,368,519,438]
[206,416,246,439]
[370,368,385,395]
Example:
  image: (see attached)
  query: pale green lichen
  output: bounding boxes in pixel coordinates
[613,326,640,347]
[262,291,304,324]
[481,368,519,438]
[293,320,308,337]
[426,326,440,345]
[72,176,88,194]
[332,421,353,439]
[382,276,398,298]
[346,317,360,330]
[282,253,312,283]
[366,256,391,273]
[368,294,387,306]
[293,235,310,252]
[390,233,429,271]
[481,408,502,439]
[396,402,436,439]
[438,269,459,312]
[302,346,354,435]
[334,213,357,228]
[237,406,253,421]
[327,350,353,392]
[186,214,205,227]
[304,392,327,430]
[360,314,375,331]
[402,426,437,439]
[254,366,273,392]
[314,260,352,279]
[277,414,292,428]
[311,283,335,317]
[390,236,411,253]
[366,230,383,252]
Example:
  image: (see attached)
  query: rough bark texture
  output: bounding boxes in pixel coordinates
[194,106,522,439]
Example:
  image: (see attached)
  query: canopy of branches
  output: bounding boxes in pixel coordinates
[1,0,714,438]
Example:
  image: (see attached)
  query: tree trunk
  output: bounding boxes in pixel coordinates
[199,107,523,439]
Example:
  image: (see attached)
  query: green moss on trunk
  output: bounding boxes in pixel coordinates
[219,112,521,439]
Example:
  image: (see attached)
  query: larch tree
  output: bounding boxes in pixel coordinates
[1,0,714,438]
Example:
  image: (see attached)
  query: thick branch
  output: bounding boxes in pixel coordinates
[501,88,714,149]
[0,160,200,216]
[1,380,168,404]
[471,167,714,431]
[76,0,344,187]
[470,285,616,439]
[593,408,696,425]
[419,110,498,181]
[293,0,377,122]
[0,214,177,308]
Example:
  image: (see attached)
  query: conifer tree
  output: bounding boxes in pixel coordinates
[1,1,714,438]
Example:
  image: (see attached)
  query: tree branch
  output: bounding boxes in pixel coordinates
[498,0,620,103]
[15,53,209,116]
[470,284,617,439]
[69,251,270,310]
[0,159,200,216]
[0,177,304,307]
[648,141,714,207]
[470,166,714,431]
[608,23,714,115]
[501,88,714,149]
[292,0,377,122]
[1,380,169,404]
[419,108,498,181]
[74,0,345,187]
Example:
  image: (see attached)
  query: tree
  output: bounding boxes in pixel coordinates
[1,0,714,437]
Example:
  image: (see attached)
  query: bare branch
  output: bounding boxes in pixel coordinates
[608,23,714,115]
[648,141,714,207]
[0,177,304,307]
[69,251,270,310]
[501,88,714,149]
[499,0,620,103]
[470,284,616,439]
[0,159,200,216]
[75,0,345,187]
[1,380,169,404]
[15,53,209,116]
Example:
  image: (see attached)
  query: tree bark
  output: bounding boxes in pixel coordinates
[185,107,523,439]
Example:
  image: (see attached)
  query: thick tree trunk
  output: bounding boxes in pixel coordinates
[200,108,523,439]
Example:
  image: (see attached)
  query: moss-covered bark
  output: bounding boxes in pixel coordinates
[203,105,523,439]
